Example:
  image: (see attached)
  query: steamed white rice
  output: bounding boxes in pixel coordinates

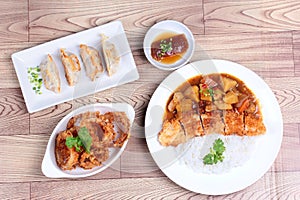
[175,134,264,174]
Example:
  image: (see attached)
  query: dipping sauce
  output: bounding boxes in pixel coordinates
[151,33,189,64]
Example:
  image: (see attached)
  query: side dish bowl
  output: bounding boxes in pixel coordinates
[41,103,135,178]
[143,20,195,70]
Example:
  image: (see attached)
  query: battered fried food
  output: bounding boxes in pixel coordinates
[79,152,101,169]
[59,48,81,86]
[159,73,266,147]
[158,119,186,146]
[55,111,131,171]
[55,130,79,170]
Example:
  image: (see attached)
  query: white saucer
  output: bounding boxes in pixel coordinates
[143,20,195,70]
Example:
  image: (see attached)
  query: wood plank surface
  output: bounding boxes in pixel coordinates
[1,0,300,199]
[30,171,300,199]
[0,134,48,182]
[204,0,300,34]
[265,77,300,123]
[0,42,39,89]
[0,88,29,135]
[0,183,30,200]
[0,134,120,183]
[120,137,163,178]
[274,124,300,172]
[29,0,204,42]
[0,0,28,42]
[293,31,300,76]
[193,32,295,78]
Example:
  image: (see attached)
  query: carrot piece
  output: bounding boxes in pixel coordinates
[238,99,250,113]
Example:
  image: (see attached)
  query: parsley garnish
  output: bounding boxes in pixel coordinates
[66,136,83,152]
[203,138,226,165]
[65,127,92,153]
[78,127,92,153]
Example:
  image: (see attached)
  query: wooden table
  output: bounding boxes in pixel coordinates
[0,0,299,199]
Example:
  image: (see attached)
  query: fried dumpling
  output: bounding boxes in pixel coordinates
[60,48,81,86]
[79,44,104,81]
[40,54,61,93]
[101,34,120,76]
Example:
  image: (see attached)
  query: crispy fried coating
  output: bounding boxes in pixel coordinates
[223,110,244,136]
[158,119,187,147]
[244,112,266,136]
[159,74,267,147]
[55,111,131,171]
[79,152,101,169]
[55,130,80,170]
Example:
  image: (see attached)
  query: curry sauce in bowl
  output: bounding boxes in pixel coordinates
[143,20,195,70]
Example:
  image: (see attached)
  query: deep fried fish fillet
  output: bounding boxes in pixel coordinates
[158,119,186,147]
[244,112,266,136]
[223,110,244,136]
[201,111,224,135]
[176,98,204,137]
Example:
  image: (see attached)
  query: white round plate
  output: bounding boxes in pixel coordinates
[145,60,283,195]
[42,103,135,178]
[143,20,195,70]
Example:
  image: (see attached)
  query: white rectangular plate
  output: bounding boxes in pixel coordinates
[11,21,139,113]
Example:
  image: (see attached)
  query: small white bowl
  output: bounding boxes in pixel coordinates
[143,20,195,70]
[41,103,135,178]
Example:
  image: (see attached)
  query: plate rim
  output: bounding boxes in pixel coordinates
[145,59,283,195]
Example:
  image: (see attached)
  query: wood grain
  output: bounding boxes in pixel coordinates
[1,0,300,199]
[192,32,294,78]
[274,124,300,172]
[265,77,300,123]
[0,183,30,200]
[30,171,300,199]
[0,42,40,89]
[0,134,120,182]
[0,0,28,42]
[204,0,300,34]
[293,31,300,76]
[0,134,48,182]
[29,0,203,42]
[0,89,29,136]
[120,137,163,178]
[31,177,193,200]
[212,171,300,199]
[29,102,73,135]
